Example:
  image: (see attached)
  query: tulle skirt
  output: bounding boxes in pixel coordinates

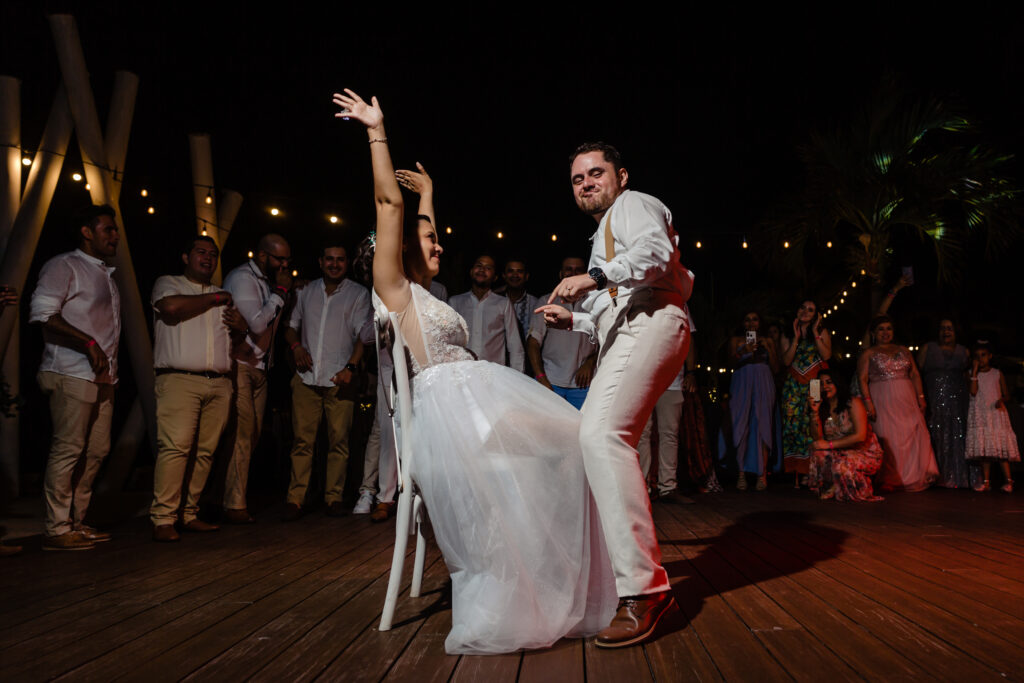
[409,360,617,654]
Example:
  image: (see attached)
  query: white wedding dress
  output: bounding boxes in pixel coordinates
[378,282,617,654]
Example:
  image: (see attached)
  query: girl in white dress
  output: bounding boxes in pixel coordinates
[966,342,1019,492]
[331,89,616,655]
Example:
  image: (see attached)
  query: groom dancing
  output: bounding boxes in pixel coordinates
[537,142,692,648]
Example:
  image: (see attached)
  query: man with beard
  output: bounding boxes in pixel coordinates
[537,143,693,647]
[282,243,371,520]
[150,235,246,542]
[221,233,293,523]
[449,254,525,372]
[30,205,122,550]
[503,259,539,353]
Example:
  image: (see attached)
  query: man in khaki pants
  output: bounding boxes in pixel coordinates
[150,235,247,542]
[221,234,292,523]
[30,205,122,551]
[282,243,371,520]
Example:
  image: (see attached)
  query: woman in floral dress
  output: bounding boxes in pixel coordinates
[780,300,831,486]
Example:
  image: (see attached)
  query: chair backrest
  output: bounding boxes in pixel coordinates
[374,304,415,493]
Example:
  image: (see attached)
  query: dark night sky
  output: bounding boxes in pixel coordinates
[3,2,1024,339]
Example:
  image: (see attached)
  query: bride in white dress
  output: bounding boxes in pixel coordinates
[332,89,616,655]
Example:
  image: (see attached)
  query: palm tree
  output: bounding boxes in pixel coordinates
[769,75,1019,311]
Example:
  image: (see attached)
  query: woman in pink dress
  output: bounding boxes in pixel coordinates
[858,316,938,492]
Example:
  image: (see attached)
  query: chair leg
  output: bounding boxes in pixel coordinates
[411,494,426,597]
[379,484,413,631]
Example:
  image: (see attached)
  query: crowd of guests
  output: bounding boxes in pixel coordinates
[718,282,1021,503]
[1,199,1020,557]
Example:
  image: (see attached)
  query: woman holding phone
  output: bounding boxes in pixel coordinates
[780,299,831,486]
[722,311,779,490]
[858,316,938,492]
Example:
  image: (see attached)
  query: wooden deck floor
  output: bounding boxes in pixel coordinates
[1,487,1023,682]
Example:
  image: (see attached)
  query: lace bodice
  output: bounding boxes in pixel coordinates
[868,349,912,382]
[374,282,475,376]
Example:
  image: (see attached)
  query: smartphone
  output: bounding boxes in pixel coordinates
[809,379,821,401]
[901,266,914,285]
[746,330,757,345]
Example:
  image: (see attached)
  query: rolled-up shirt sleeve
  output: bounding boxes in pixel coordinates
[600,192,676,290]
[225,269,284,336]
[29,258,73,324]
[571,311,597,342]
[353,289,374,344]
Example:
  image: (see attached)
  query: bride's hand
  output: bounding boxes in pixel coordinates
[332,89,383,129]
[396,162,432,195]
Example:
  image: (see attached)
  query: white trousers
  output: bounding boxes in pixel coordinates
[579,292,689,597]
[637,388,684,495]
[358,374,398,504]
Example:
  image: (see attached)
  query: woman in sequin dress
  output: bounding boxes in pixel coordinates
[917,320,972,488]
[808,368,884,501]
[780,300,831,485]
[858,316,938,492]
[333,89,616,654]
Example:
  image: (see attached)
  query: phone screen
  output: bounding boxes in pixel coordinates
[809,379,821,401]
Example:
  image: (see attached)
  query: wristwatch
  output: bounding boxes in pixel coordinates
[588,267,607,290]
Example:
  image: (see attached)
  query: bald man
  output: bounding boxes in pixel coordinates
[221,233,293,523]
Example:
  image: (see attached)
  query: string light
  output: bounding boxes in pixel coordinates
[497,231,503,239]
[84,183,91,190]
[783,241,790,249]
[842,291,848,296]
[826,241,833,248]
[71,172,82,182]
[695,241,702,249]
[860,269,866,275]
[141,189,148,197]
[833,305,838,310]
[21,157,31,166]
[851,282,857,288]
[550,234,557,242]
[270,208,280,216]
[200,229,207,236]
[445,226,452,234]
[742,239,748,249]
[291,270,298,277]
[845,336,849,341]
[147,207,155,214]
[329,215,339,224]
[247,251,254,258]
[840,298,845,304]
[205,188,213,204]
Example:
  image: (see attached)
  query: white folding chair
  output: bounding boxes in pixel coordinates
[375,304,428,632]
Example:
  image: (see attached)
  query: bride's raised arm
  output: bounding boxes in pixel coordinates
[332,89,408,312]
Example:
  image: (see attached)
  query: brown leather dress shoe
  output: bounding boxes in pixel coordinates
[595,590,677,648]
[370,501,395,522]
[182,519,220,532]
[223,508,256,524]
[325,501,348,517]
[152,524,181,542]
[281,503,303,522]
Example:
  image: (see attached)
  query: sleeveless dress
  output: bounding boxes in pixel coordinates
[868,350,939,492]
[808,406,884,502]
[965,370,1020,462]
[378,282,617,655]
[720,346,778,476]
[920,343,973,487]
[782,339,825,473]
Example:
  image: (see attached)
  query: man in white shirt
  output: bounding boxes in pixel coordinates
[221,233,293,523]
[150,235,246,542]
[503,259,539,354]
[283,244,371,520]
[527,256,597,410]
[449,255,525,372]
[30,205,122,551]
[538,143,693,647]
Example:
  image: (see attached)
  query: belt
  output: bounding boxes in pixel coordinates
[155,368,230,379]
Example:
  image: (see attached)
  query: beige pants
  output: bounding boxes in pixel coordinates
[358,379,398,503]
[579,292,689,597]
[287,374,355,506]
[150,373,232,525]
[37,371,114,536]
[638,389,685,494]
[223,363,267,511]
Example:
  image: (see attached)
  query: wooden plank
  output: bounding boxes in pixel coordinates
[519,638,585,683]
[45,521,380,681]
[309,552,449,683]
[583,639,653,683]
[449,652,521,682]
[379,607,458,683]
